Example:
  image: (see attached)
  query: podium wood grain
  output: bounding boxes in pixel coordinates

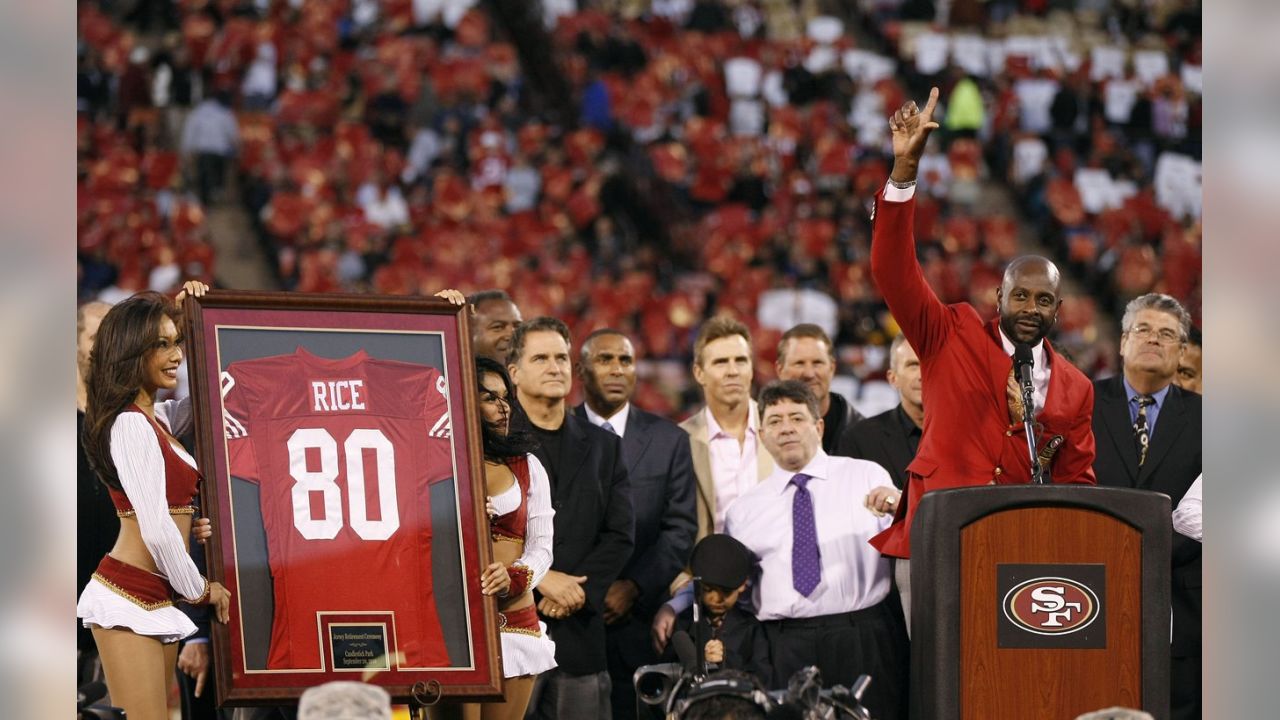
[959,508,1143,719]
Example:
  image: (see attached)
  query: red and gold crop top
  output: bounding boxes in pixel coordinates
[491,456,532,544]
[487,453,555,596]
[102,400,209,603]
[108,405,202,517]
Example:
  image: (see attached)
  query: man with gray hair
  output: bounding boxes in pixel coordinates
[1091,292,1202,720]
[507,317,634,720]
[298,682,390,720]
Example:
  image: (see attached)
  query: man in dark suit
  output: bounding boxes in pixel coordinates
[838,334,923,490]
[775,324,864,454]
[574,329,697,720]
[508,317,635,720]
[1091,293,1202,720]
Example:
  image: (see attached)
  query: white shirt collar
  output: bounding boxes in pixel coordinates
[705,400,759,440]
[997,326,1048,368]
[770,449,831,494]
[584,401,631,437]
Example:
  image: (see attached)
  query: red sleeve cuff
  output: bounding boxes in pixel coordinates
[506,565,533,597]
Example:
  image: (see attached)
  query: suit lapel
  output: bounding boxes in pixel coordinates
[1042,341,1064,417]
[984,319,1015,416]
[886,412,914,476]
[1138,387,1185,488]
[750,399,775,481]
[684,411,714,535]
[575,403,651,476]
[1098,377,1140,486]
[622,410,653,478]
[755,435,774,481]
[561,415,592,498]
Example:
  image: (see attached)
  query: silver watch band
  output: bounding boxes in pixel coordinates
[888,177,917,190]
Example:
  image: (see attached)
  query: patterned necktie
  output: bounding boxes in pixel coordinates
[1133,395,1156,466]
[790,474,821,597]
[1006,366,1026,424]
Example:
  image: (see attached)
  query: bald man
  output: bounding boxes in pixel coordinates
[865,89,1097,627]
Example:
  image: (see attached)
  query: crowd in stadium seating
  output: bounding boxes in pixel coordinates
[76,4,1203,720]
[77,0,1200,411]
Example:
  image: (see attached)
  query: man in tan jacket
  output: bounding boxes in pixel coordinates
[652,316,775,651]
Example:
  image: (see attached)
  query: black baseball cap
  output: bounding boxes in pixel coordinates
[690,534,751,590]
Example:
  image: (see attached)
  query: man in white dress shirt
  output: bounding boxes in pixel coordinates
[726,380,908,720]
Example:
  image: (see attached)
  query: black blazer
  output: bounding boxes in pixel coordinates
[527,411,635,675]
[573,404,698,619]
[822,392,865,455]
[1091,376,1202,656]
[836,406,917,490]
[665,606,772,688]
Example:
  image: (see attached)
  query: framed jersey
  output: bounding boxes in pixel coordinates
[185,291,502,705]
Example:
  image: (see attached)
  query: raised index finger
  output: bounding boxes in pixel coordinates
[921,86,940,120]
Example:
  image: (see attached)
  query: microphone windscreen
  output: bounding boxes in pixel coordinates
[671,630,698,673]
[1014,342,1033,368]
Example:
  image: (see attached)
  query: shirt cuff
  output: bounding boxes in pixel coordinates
[184,637,210,645]
[665,583,695,615]
[883,182,917,203]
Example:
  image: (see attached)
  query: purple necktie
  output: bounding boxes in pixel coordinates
[790,473,821,597]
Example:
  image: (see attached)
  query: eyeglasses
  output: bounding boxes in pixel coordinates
[1128,325,1183,344]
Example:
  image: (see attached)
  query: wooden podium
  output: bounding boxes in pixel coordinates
[910,486,1171,720]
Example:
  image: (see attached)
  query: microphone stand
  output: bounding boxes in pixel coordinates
[690,576,707,679]
[1018,373,1047,485]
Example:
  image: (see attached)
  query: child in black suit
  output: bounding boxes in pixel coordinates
[664,534,771,687]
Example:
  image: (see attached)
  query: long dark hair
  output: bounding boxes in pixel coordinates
[81,292,181,490]
[475,357,538,460]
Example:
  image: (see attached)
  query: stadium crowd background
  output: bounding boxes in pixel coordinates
[76,0,1201,416]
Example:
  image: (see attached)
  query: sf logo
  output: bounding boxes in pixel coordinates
[1003,576,1100,635]
[1029,586,1082,627]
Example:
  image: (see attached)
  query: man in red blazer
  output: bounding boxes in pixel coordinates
[867,89,1097,630]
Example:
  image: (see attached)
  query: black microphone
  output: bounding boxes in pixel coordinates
[671,630,698,675]
[1013,342,1048,484]
[78,681,107,709]
[1013,342,1034,390]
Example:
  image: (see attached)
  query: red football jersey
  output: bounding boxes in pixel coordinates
[222,347,453,670]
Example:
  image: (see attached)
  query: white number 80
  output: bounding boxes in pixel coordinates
[286,428,399,540]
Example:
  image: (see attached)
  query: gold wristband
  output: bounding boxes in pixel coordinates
[186,579,211,606]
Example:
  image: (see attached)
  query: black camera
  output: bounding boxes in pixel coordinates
[633,632,874,719]
[77,682,125,720]
[772,666,874,720]
[635,661,689,711]
[635,663,775,718]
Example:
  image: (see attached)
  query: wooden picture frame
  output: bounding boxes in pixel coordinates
[185,290,502,706]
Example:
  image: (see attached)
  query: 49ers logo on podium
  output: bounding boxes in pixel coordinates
[1003,578,1099,634]
[996,564,1106,648]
